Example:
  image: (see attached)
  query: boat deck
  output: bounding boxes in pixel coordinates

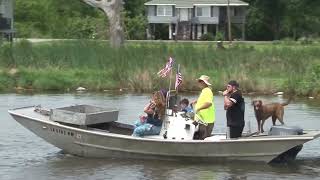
[9,106,320,142]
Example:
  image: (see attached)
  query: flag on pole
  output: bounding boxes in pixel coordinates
[175,65,182,90]
[157,57,174,78]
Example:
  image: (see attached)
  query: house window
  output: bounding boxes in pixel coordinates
[148,6,156,16]
[157,5,173,16]
[196,6,210,17]
[196,7,202,17]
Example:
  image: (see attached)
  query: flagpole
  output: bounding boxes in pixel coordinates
[163,59,174,132]
[176,64,180,95]
[166,66,173,112]
[168,69,173,97]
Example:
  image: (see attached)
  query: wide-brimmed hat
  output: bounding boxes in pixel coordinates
[197,75,212,86]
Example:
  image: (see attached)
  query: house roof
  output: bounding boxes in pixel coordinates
[145,0,249,8]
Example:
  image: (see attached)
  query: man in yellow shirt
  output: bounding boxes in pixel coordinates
[192,75,215,140]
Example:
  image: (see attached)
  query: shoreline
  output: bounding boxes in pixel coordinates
[1,40,319,98]
[2,86,314,100]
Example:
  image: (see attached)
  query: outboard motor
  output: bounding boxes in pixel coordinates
[269,126,304,163]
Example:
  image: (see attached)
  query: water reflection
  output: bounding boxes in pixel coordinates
[5,152,320,180]
[1,93,320,179]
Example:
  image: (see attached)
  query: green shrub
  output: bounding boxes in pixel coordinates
[215,31,224,41]
[200,33,215,41]
[0,72,15,90]
[0,43,14,67]
[298,37,313,45]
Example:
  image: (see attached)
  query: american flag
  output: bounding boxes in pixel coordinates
[175,65,182,90]
[157,57,174,78]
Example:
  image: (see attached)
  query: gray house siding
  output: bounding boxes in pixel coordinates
[0,0,13,27]
[192,16,219,24]
[192,6,219,24]
[147,5,156,16]
[0,0,14,41]
[147,16,178,24]
[147,6,245,24]
[0,0,13,19]
[147,5,178,23]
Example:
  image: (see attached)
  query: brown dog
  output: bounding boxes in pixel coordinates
[252,99,291,133]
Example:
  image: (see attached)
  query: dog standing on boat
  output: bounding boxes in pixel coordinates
[252,98,291,133]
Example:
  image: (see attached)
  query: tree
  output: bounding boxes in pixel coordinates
[283,0,320,39]
[124,14,147,40]
[82,0,124,48]
[244,0,286,40]
[14,0,105,39]
[244,0,320,40]
[123,0,147,18]
[123,0,148,40]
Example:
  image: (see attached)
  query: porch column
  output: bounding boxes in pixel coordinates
[146,24,151,39]
[242,16,246,40]
[197,25,202,39]
[169,24,172,40]
[204,25,208,35]
[153,24,156,39]
[192,25,195,40]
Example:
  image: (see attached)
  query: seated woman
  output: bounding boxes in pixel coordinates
[132,91,166,137]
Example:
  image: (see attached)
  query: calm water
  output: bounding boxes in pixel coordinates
[1,93,320,180]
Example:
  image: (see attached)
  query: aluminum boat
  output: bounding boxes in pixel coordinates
[8,105,320,163]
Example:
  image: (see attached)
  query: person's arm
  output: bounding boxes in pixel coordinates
[224,91,238,109]
[224,96,233,109]
[144,102,155,114]
[195,102,212,113]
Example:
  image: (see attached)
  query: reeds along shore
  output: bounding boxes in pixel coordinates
[0,40,320,97]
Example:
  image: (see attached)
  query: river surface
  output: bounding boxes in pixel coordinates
[1,93,320,180]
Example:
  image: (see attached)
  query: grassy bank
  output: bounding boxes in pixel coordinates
[0,40,320,97]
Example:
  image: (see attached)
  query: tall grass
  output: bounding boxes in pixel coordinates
[0,40,320,96]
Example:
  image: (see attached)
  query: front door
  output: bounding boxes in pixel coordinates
[180,8,188,21]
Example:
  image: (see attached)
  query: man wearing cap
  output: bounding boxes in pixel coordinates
[223,80,245,138]
[192,75,215,140]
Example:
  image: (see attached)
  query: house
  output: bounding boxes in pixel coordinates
[144,0,248,40]
[0,0,14,41]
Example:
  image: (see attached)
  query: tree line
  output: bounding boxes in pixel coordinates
[14,0,320,41]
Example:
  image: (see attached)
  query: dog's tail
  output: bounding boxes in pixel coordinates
[281,96,293,106]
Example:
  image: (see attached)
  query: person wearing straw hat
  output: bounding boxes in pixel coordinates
[192,75,215,140]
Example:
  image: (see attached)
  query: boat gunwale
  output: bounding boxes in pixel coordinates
[8,108,320,144]
[72,141,286,158]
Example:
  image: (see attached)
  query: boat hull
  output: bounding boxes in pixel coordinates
[9,107,320,163]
